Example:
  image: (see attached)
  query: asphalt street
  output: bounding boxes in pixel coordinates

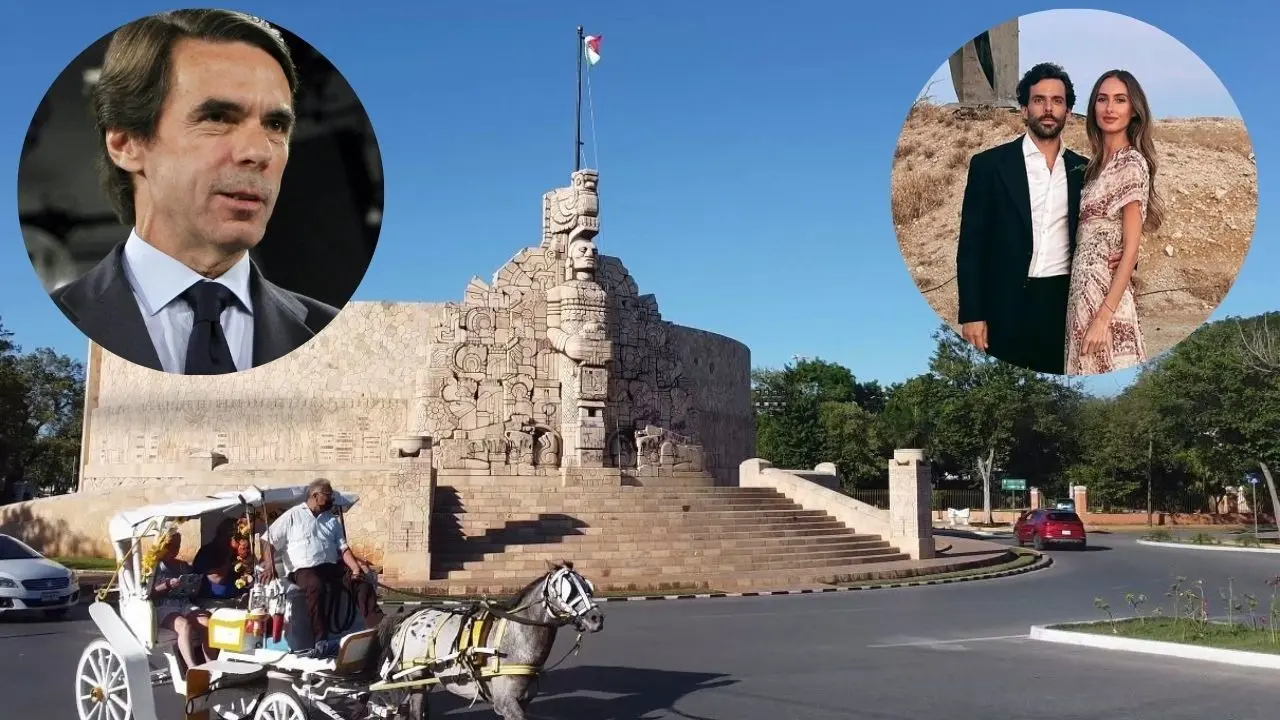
[6,531,1279,719]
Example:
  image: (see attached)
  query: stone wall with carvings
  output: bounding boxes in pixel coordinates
[39,169,753,576]
[83,301,442,474]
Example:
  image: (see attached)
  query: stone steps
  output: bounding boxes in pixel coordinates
[432,529,880,555]
[432,534,891,565]
[426,479,908,591]
[433,519,852,541]
[435,508,834,525]
[433,543,898,573]
[432,548,910,581]
[435,486,784,500]
[434,498,801,513]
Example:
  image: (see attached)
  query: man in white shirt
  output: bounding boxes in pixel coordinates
[956,62,1121,375]
[48,9,338,375]
[261,479,383,647]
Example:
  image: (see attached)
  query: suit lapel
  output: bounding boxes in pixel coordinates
[65,245,165,372]
[250,264,316,368]
[1066,153,1085,252]
[997,138,1033,237]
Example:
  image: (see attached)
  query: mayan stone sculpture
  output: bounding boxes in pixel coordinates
[948,18,1019,107]
[406,168,708,483]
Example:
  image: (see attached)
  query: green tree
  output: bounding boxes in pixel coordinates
[817,401,885,489]
[0,318,85,500]
[924,325,1076,523]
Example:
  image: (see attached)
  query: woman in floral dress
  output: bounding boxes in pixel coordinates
[1066,69,1165,376]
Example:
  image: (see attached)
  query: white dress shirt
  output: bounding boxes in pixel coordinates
[119,229,255,373]
[265,503,350,574]
[1022,134,1072,278]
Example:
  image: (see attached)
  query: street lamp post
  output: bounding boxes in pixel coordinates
[1251,474,1260,538]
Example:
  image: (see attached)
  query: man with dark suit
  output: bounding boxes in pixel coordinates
[956,62,1112,375]
[51,9,337,375]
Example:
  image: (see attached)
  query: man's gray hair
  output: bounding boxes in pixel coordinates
[306,478,333,495]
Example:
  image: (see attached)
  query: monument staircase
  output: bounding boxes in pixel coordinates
[425,473,911,594]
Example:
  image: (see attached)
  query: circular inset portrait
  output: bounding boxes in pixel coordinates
[889,9,1257,377]
[17,8,383,375]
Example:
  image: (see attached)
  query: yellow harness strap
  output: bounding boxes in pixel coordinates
[373,607,541,693]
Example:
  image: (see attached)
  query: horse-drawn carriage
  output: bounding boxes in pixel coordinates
[75,484,604,720]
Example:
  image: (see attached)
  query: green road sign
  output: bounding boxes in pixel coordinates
[1001,478,1027,491]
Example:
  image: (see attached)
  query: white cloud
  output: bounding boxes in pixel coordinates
[919,9,1239,118]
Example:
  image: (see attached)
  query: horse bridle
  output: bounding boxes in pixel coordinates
[484,567,598,628]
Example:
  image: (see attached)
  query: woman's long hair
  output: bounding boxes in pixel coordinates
[1084,69,1164,234]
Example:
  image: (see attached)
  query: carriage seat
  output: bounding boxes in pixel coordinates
[251,627,379,676]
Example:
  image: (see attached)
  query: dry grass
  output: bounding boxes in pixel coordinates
[890,99,1258,361]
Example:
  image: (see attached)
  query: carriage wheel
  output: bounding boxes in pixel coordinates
[253,690,308,720]
[211,694,262,720]
[76,638,133,720]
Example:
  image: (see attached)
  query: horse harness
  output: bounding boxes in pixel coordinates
[368,568,594,698]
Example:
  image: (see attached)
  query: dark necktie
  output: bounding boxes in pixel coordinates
[182,281,237,375]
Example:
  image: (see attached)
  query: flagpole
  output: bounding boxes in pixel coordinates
[575,25,584,172]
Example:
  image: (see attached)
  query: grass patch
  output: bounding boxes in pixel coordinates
[890,169,953,225]
[55,556,116,571]
[1141,529,1279,549]
[1057,617,1280,655]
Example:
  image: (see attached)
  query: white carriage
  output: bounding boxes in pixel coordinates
[75,485,391,720]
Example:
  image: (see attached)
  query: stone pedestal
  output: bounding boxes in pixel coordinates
[380,438,435,586]
[888,449,934,560]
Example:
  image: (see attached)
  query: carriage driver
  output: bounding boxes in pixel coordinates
[259,478,385,652]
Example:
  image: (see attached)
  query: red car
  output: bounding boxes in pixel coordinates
[1014,509,1087,550]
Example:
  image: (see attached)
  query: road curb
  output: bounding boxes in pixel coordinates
[1135,539,1280,554]
[388,551,1053,606]
[1029,622,1280,669]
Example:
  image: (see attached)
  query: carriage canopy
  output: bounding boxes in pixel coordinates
[106,485,359,542]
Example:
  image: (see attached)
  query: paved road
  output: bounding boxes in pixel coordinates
[7,532,1279,719]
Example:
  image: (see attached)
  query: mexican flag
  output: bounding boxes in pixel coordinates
[584,34,601,65]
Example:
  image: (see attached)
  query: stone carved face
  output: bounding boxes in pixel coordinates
[567,237,598,275]
[573,169,599,194]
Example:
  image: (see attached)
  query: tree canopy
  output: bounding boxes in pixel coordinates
[0,318,84,502]
[753,313,1280,518]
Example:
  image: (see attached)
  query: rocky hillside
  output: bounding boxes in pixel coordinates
[890,100,1257,363]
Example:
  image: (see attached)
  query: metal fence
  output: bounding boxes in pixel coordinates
[1089,487,1276,516]
[847,484,1277,517]
[846,488,1029,512]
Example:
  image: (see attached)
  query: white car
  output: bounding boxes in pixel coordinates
[0,533,80,619]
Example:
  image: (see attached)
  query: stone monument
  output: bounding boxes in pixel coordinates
[948,19,1019,107]
[398,167,729,485]
[54,167,754,580]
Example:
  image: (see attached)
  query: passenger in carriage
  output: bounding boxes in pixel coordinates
[260,479,385,654]
[149,531,210,674]
[193,517,248,602]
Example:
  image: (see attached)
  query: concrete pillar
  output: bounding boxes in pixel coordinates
[948,18,1020,107]
[1029,487,1042,510]
[888,449,934,560]
[380,436,435,587]
[1071,485,1089,515]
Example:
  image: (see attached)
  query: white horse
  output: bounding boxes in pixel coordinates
[362,560,605,719]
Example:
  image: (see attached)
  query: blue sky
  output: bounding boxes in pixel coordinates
[923,8,1242,118]
[0,0,1274,400]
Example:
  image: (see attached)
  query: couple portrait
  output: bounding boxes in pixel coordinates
[956,61,1162,377]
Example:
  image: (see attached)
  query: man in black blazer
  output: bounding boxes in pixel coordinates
[957,62,1107,375]
[50,9,337,375]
